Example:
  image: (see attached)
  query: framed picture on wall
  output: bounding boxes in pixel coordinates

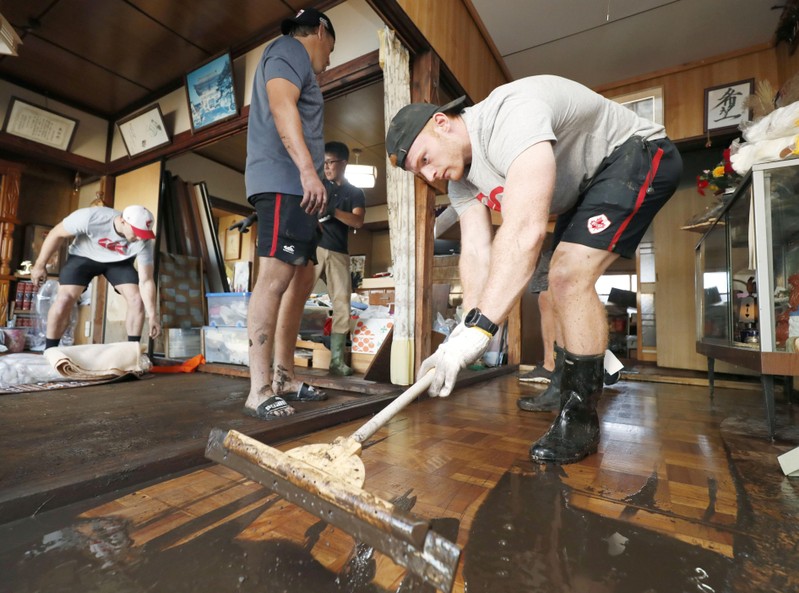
[704,79,754,133]
[224,227,241,261]
[2,97,78,151]
[184,52,238,133]
[116,104,171,157]
[610,87,664,125]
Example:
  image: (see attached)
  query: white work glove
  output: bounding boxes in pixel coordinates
[418,323,492,397]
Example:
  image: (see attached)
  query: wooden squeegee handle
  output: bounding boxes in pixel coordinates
[351,369,435,444]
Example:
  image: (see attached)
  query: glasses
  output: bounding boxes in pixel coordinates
[324,159,343,167]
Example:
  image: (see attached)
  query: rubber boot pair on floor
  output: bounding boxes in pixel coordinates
[329,332,353,376]
[518,345,604,465]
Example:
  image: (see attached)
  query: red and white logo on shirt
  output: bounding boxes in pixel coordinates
[98,238,128,255]
[587,214,611,234]
[475,186,504,212]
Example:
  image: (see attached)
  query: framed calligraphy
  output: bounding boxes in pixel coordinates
[2,97,78,151]
[704,79,754,133]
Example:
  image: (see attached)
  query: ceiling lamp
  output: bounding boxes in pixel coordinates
[0,13,22,56]
[345,148,377,189]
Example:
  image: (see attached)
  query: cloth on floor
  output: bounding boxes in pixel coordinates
[43,342,151,381]
[0,353,64,390]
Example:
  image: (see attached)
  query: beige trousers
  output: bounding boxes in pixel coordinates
[313,247,352,334]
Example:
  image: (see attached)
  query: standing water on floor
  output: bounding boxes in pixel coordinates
[463,464,735,593]
[0,487,451,593]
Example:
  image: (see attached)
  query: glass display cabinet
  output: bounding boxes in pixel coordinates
[695,158,799,438]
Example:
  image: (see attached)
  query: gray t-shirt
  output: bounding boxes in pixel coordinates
[449,75,666,216]
[62,207,153,265]
[245,35,325,198]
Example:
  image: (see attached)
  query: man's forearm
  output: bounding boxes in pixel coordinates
[270,90,316,180]
[140,279,158,319]
[334,210,364,229]
[478,223,544,325]
[459,248,490,313]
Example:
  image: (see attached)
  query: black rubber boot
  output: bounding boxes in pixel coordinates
[529,350,604,464]
[517,344,564,412]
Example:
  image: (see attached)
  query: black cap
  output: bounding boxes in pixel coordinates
[281,8,335,40]
[385,96,467,170]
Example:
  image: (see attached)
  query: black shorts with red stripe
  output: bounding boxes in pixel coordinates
[249,192,321,266]
[553,135,682,258]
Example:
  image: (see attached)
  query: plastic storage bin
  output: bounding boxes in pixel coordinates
[206,292,251,327]
[202,326,248,365]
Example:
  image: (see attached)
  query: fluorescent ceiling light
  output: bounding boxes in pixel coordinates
[345,164,377,189]
[0,13,22,56]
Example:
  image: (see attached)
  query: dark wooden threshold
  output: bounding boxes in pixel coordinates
[0,365,515,525]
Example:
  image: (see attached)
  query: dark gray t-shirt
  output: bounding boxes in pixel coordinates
[449,75,666,217]
[245,36,325,198]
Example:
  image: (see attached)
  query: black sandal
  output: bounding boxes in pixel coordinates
[279,382,327,402]
[243,396,296,419]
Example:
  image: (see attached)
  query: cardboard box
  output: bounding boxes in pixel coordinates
[295,339,331,370]
[351,352,373,374]
[360,277,395,289]
[367,289,395,306]
[352,318,393,354]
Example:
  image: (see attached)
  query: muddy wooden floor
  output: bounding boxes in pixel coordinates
[1,373,798,592]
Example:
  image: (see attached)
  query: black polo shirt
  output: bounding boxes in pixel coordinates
[320,179,365,254]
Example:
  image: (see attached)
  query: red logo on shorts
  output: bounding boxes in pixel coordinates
[587,214,611,234]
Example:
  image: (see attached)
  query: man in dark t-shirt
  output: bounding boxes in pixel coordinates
[314,141,366,375]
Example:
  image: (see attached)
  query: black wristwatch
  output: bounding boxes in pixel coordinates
[464,307,499,336]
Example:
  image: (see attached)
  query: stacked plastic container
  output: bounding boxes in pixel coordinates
[202,292,251,365]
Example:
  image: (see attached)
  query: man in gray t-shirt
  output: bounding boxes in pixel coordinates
[30,205,160,349]
[386,75,683,465]
[242,8,336,421]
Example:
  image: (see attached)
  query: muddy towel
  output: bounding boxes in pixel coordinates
[44,342,151,380]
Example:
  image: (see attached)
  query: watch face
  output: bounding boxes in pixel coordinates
[465,308,479,325]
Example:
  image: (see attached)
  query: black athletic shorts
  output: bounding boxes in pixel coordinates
[249,192,320,265]
[553,136,683,259]
[59,254,139,288]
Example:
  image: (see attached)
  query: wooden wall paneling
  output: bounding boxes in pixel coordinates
[600,44,779,142]
[775,39,799,85]
[395,0,509,102]
[653,185,705,371]
[370,231,392,274]
[411,50,440,373]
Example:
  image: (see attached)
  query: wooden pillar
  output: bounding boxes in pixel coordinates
[0,161,22,323]
[90,175,116,344]
[411,50,440,373]
[379,27,414,385]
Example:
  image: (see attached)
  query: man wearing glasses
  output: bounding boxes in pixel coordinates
[314,141,366,375]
